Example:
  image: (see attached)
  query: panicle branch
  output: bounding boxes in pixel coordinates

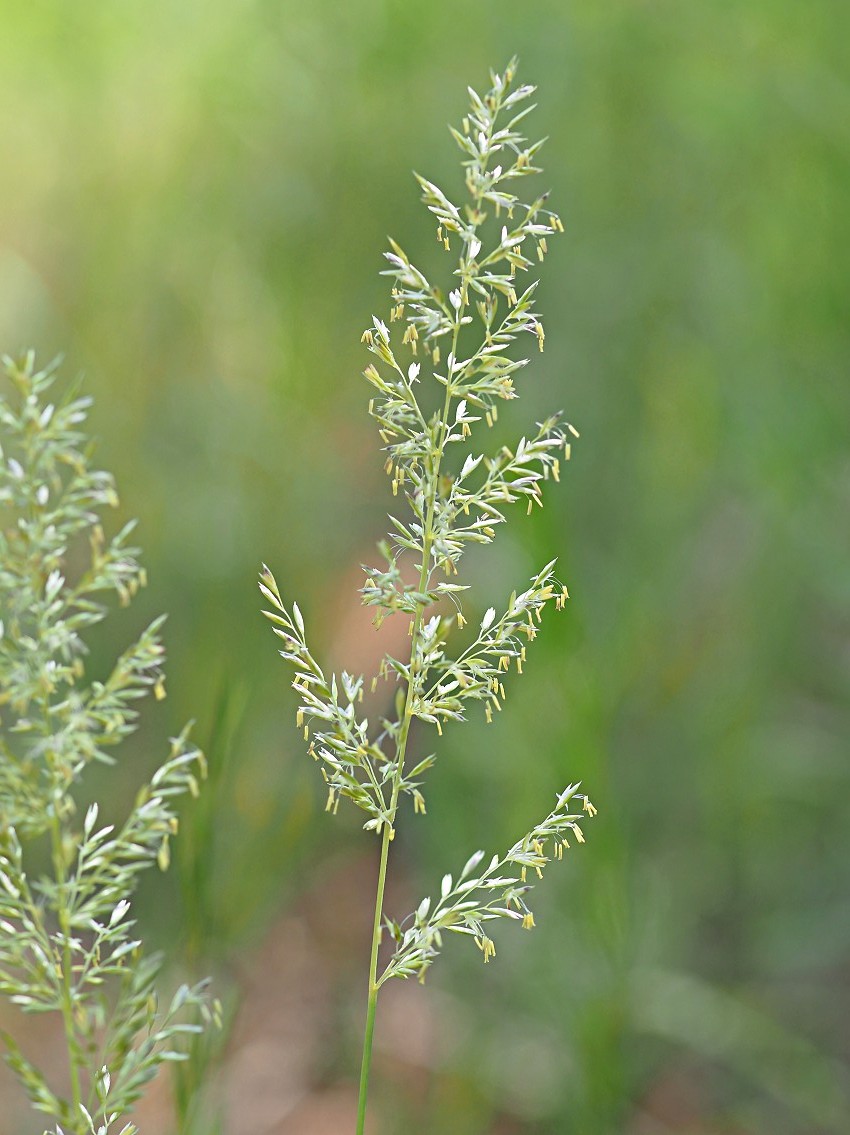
[381,784,597,983]
[260,566,397,834]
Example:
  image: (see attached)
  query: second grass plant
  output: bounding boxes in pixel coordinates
[259,60,595,1132]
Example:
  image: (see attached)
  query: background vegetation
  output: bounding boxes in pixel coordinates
[1,1,848,1132]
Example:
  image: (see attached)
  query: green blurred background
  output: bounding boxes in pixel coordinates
[1,1,849,1132]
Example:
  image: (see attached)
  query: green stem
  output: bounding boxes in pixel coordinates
[355,214,475,1134]
[41,675,85,1129]
[50,811,84,1128]
[356,823,391,1135]
[354,573,429,1135]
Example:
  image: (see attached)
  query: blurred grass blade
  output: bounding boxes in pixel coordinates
[634,968,850,1131]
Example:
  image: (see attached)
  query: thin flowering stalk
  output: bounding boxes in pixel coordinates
[260,59,595,1133]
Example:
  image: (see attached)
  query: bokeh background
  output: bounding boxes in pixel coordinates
[1,1,849,1132]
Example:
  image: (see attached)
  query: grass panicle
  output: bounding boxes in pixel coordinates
[260,60,596,1133]
[0,352,217,1135]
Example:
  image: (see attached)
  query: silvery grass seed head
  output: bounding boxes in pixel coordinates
[0,353,216,1135]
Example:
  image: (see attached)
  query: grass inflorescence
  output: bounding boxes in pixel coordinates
[0,353,216,1135]
[259,59,596,1133]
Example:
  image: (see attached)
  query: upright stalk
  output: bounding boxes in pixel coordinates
[50,810,84,1126]
[355,367,460,1133]
[354,106,505,1123]
[354,547,434,1133]
[356,822,391,1135]
[42,654,84,1126]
